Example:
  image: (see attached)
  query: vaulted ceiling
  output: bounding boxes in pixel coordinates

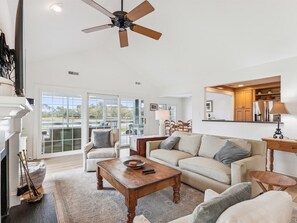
[8,0,297,91]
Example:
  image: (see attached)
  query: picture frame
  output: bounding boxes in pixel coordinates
[150,103,158,111]
[158,104,167,110]
[206,100,213,112]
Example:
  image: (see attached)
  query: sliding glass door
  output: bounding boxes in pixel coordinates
[88,94,119,140]
[120,99,145,146]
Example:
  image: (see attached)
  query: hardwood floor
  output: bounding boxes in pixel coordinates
[43,150,297,202]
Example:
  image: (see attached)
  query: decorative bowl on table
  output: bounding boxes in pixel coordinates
[123,159,145,169]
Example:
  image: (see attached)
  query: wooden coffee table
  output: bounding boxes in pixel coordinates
[96,155,181,223]
[249,170,296,192]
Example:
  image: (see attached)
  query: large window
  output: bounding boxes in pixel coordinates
[41,93,82,154]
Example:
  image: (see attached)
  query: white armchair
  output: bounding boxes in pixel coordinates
[83,129,120,172]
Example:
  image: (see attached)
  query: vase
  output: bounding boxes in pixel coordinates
[0,77,14,96]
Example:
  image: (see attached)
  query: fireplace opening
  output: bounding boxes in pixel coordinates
[1,140,9,220]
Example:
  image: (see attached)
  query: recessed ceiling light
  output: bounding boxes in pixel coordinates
[50,3,63,13]
[217,87,224,90]
[238,84,244,87]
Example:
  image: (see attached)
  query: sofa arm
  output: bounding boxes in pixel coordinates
[114,141,120,158]
[146,140,162,158]
[84,142,94,154]
[231,155,265,185]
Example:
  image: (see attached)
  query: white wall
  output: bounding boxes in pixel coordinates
[206,92,234,120]
[181,97,192,121]
[189,59,297,177]
[24,48,183,159]
[0,0,13,46]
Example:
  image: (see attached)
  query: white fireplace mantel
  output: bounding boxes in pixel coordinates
[0,96,33,120]
[0,96,33,209]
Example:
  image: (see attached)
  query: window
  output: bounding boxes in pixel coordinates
[169,105,177,122]
[120,99,144,146]
[88,95,119,139]
[41,93,82,154]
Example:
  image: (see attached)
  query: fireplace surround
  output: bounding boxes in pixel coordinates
[0,141,9,220]
[0,96,33,223]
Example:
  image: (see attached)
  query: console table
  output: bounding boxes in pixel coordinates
[130,135,168,157]
[262,137,297,172]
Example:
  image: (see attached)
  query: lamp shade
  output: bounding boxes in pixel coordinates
[155,110,170,121]
[270,102,289,115]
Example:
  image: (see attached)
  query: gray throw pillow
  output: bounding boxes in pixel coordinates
[159,136,180,150]
[190,182,252,223]
[93,130,111,148]
[214,141,251,167]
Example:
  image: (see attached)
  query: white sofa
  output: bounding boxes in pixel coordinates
[134,190,293,223]
[146,132,267,195]
[83,129,120,171]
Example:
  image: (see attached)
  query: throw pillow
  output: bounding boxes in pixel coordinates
[93,130,111,148]
[159,136,180,150]
[214,141,251,167]
[190,182,252,223]
[228,139,251,153]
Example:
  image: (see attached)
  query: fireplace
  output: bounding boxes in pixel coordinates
[0,140,9,220]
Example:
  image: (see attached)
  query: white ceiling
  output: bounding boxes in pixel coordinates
[8,0,297,90]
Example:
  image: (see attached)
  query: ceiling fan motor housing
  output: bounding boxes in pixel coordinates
[112,11,132,31]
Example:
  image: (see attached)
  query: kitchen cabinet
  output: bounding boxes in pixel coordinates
[234,89,253,121]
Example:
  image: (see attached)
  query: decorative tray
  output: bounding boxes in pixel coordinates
[123,159,145,169]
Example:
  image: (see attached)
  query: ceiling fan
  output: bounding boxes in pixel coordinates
[81,0,162,48]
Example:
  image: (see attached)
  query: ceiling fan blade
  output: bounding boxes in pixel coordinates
[130,24,162,40]
[82,24,114,33]
[119,30,128,48]
[126,1,154,22]
[81,0,116,19]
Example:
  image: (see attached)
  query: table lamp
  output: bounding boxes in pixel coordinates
[270,102,289,139]
[155,110,170,136]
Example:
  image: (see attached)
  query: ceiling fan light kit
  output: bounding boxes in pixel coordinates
[81,0,162,48]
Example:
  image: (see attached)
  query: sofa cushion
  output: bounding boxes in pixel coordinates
[150,149,193,166]
[216,191,293,223]
[190,182,252,223]
[159,136,180,150]
[179,157,231,184]
[199,135,227,158]
[172,132,202,156]
[199,135,251,158]
[87,148,116,159]
[214,141,251,167]
[93,130,111,148]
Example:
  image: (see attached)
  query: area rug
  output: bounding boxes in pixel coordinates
[44,168,204,223]
[44,168,297,223]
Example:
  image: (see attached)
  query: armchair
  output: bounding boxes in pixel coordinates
[83,129,120,172]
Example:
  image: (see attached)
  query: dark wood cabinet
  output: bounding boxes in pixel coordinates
[130,136,168,157]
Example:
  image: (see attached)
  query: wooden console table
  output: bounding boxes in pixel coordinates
[130,135,168,157]
[262,137,297,172]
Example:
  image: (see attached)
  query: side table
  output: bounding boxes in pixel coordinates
[130,135,168,157]
[249,170,296,192]
[261,137,297,172]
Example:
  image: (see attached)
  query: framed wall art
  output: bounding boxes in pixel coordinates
[206,100,213,112]
[150,103,158,111]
